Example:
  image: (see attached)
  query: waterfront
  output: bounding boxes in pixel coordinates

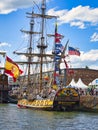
[0,104,98,130]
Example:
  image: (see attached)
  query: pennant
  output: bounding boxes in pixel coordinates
[54,49,61,54]
[53,72,59,77]
[54,55,61,61]
[55,22,63,43]
[55,33,62,43]
[68,46,80,56]
[55,43,63,49]
[55,65,59,71]
[4,56,23,82]
[53,22,64,85]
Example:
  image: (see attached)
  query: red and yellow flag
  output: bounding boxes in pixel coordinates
[4,56,23,82]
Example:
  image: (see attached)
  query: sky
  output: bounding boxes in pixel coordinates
[0,0,98,71]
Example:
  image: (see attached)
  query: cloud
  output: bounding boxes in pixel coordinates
[0,42,11,47]
[0,0,41,14]
[47,5,98,29]
[0,1,98,29]
[70,21,85,29]
[90,32,98,42]
[66,49,98,69]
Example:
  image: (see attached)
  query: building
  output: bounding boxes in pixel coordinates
[66,68,98,86]
[8,68,98,87]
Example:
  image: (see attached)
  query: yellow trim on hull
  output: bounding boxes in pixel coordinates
[18,99,54,109]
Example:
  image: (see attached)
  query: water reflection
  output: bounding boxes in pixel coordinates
[0,104,98,130]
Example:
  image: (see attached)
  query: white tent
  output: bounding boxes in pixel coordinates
[75,78,88,89]
[89,78,98,85]
[89,78,98,88]
[68,78,77,87]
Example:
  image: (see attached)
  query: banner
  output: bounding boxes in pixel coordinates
[4,56,23,82]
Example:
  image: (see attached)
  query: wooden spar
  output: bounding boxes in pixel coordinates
[39,0,46,92]
[27,10,34,86]
[13,52,54,57]
[0,52,6,57]
[26,12,57,19]
[13,0,58,93]
[14,61,53,64]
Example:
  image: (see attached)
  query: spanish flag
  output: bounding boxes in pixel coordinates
[4,56,23,82]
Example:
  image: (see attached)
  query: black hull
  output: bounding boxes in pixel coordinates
[0,90,9,103]
[8,95,18,104]
[53,88,80,111]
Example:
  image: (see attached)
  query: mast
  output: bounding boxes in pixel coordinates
[39,0,46,92]
[27,10,34,86]
[13,0,57,91]
[28,12,34,85]
[37,0,57,92]
[13,10,35,88]
[21,10,35,87]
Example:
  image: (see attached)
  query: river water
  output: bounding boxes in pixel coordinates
[0,103,98,130]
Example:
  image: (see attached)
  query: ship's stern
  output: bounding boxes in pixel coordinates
[53,87,80,111]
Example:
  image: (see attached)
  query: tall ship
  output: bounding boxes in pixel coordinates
[4,0,98,112]
[8,0,79,111]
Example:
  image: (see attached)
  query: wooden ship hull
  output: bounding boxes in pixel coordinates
[17,87,98,112]
[53,88,80,111]
[17,99,53,110]
[17,97,98,112]
[17,87,80,111]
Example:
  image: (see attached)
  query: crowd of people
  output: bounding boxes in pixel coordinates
[74,87,98,96]
[8,83,98,102]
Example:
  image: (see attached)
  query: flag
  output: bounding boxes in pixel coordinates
[55,33,64,43]
[68,46,80,56]
[55,43,63,50]
[53,72,59,77]
[55,22,64,43]
[54,49,61,54]
[4,56,23,82]
[54,55,61,61]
